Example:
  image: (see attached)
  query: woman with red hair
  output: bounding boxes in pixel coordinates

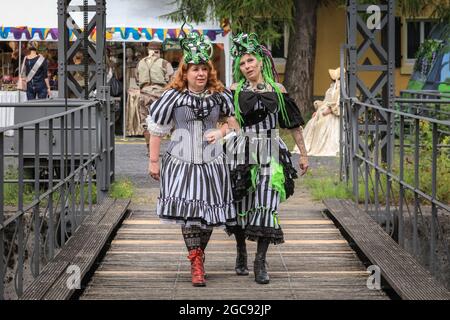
[147,32,239,287]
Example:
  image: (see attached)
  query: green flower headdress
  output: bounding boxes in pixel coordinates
[230,33,289,126]
[180,31,214,65]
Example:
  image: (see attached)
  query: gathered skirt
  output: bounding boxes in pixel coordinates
[299,109,340,156]
[157,152,237,229]
[225,134,298,244]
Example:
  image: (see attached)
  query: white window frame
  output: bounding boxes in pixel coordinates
[267,24,289,75]
[401,17,438,74]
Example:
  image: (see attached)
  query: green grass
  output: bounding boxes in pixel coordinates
[109,178,134,199]
[3,165,133,206]
[300,169,353,201]
[3,166,98,207]
[3,169,34,206]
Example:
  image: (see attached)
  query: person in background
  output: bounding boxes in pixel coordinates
[293,67,341,157]
[137,41,174,155]
[23,43,50,100]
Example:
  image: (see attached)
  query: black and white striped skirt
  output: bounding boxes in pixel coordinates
[226,136,298,245]
[157,152,237,229]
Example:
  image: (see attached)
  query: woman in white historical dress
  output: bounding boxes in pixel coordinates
[293,67,341,157]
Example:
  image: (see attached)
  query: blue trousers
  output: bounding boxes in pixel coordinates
[26,81,47,100]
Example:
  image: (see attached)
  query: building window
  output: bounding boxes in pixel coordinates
[266,22,288,59]
[406,20,437,60]
[402,19,439,74]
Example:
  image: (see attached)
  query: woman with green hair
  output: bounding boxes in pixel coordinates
[226,33,309,284]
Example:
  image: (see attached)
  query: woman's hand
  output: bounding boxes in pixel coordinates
[205,129,223,144]
[47,88,51,98]
[299,156,309,176]
[148,159,160,181]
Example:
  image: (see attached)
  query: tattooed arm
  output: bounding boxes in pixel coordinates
[276,83,309,176]
[290,126,309,176]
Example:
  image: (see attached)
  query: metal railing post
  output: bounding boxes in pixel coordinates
[0,99,110,298]
[0,132,4,300]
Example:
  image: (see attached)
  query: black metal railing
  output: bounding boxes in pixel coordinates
[0,90,114,299]
[340,46,450,286]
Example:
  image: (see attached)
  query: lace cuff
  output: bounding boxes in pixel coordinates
[146,115,173,136]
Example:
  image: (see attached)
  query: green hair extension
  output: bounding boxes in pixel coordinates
[232,53,290,127]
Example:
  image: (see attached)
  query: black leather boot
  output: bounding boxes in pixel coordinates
[234,228,249,276]
[254,238,270,284]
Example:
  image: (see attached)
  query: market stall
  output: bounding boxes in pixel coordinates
[0,0,232,137]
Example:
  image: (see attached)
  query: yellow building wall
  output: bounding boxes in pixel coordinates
[313,6,410,97]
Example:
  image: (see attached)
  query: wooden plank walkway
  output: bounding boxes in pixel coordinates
[20,197,130,300]
[80,191,389,300]
[323,199,450,300]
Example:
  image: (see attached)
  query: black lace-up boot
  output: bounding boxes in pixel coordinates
[254,238,270,284]
[234,228,249,276]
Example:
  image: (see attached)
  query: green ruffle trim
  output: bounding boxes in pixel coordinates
[269,157,286,202]
[237,206,280,226]
[245,155,287,203]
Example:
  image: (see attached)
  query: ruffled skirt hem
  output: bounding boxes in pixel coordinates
[226,225,284,245]
[157,197,237,227]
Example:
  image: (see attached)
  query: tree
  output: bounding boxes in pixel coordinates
[164,0,450,115]
[283,0,319,117]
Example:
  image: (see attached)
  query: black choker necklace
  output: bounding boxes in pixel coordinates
[245,81,267,91]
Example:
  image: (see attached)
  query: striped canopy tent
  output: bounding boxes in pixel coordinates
[0,0,232,83]
[0,0,229,42]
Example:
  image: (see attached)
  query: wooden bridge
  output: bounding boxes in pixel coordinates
[80,193,388,300]
[12,142,448,301]
[2,0,449,303]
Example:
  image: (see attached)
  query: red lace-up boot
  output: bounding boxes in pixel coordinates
[188,248,206,287]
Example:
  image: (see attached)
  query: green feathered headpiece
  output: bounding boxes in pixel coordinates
[230,33,264,59]
[180,31,213,65]
[230,32,289,127]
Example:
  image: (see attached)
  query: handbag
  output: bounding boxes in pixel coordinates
[17,58,27,91]
[108,75,123,97]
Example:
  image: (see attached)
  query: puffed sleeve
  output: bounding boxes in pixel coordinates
[219,89,235,117]
[279,94,305,129]
[329,87,341,116]
[146,89,178,136]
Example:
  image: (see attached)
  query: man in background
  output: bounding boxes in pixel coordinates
[137,41,174,155]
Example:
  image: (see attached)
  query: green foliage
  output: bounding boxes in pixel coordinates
[3,169,34,206]
[357,121,450,204]
[165,0,450,46]
[109,178,134,199]
[163,0,294,44]
[3,166,98,206]
[413,39,444,74]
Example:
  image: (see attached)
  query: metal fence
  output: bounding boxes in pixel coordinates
[0,90,114,299]
[340,51,450,286]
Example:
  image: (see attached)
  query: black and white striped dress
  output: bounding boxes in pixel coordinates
[226,85,300,244]
[148,88,237,229]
